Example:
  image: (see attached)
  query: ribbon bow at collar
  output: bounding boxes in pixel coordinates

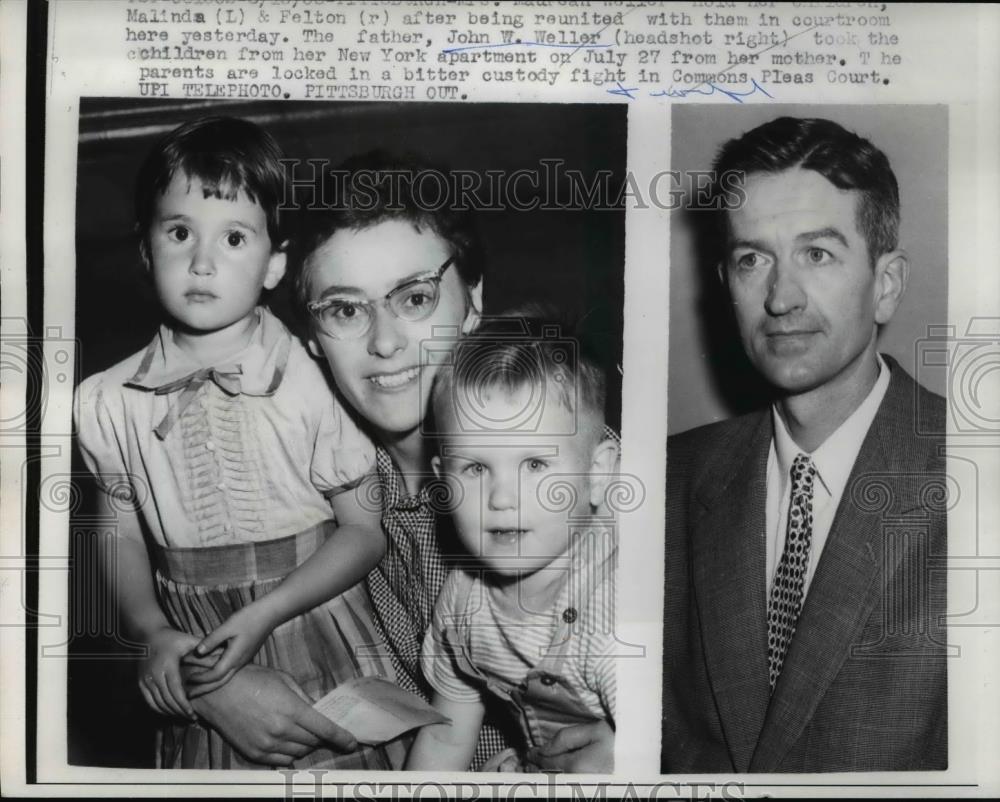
[124,315,291,440]
[148,366,244,440]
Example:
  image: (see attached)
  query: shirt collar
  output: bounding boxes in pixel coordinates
[772,354,891,496]
[125,307,291,396]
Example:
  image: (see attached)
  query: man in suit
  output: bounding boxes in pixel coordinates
[661,117,948,772]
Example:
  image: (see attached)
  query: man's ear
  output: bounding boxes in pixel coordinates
[431,455,443,479]
[873,249,909,325]
[587,437,621,509]
[461,281,483,334]
[263,243,288,291]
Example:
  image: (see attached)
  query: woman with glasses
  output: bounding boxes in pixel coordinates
[190,151,612,771]
[292,150,509,767]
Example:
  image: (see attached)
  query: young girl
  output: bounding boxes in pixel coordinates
[74,117,402,770]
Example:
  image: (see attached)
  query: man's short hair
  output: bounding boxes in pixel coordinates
[713,116,900,261]
[290,150,485,308]
[432,305,606,435]
[134,116,285,248]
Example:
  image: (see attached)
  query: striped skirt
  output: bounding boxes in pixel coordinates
[152,522,407,770]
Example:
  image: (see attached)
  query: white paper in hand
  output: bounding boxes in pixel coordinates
[313,677,450,745]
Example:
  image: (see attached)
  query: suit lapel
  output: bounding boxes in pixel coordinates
[691,411,772,772]
[749,361,918,771]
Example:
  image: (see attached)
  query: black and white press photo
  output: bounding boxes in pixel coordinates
[68,99,626,772]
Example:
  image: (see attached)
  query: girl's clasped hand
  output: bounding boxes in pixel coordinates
[138,626,200,720]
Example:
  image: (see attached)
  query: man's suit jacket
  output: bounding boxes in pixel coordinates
[661,356,948,772]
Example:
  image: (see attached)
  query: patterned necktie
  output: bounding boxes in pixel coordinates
[767,452,816,691]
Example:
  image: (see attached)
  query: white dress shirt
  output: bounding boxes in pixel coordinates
[765,356,891,598]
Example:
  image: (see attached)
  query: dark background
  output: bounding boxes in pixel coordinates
[69,99,626,766]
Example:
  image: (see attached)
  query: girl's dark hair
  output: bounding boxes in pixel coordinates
[134,116,285,248]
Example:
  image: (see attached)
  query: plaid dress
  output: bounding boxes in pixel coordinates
[155,524,404,770]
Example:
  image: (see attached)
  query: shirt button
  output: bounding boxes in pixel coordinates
[562,607,578,624]
[205,441,215,452]
[217,482,226,491]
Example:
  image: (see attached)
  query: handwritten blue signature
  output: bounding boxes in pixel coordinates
[608,79,774,103]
